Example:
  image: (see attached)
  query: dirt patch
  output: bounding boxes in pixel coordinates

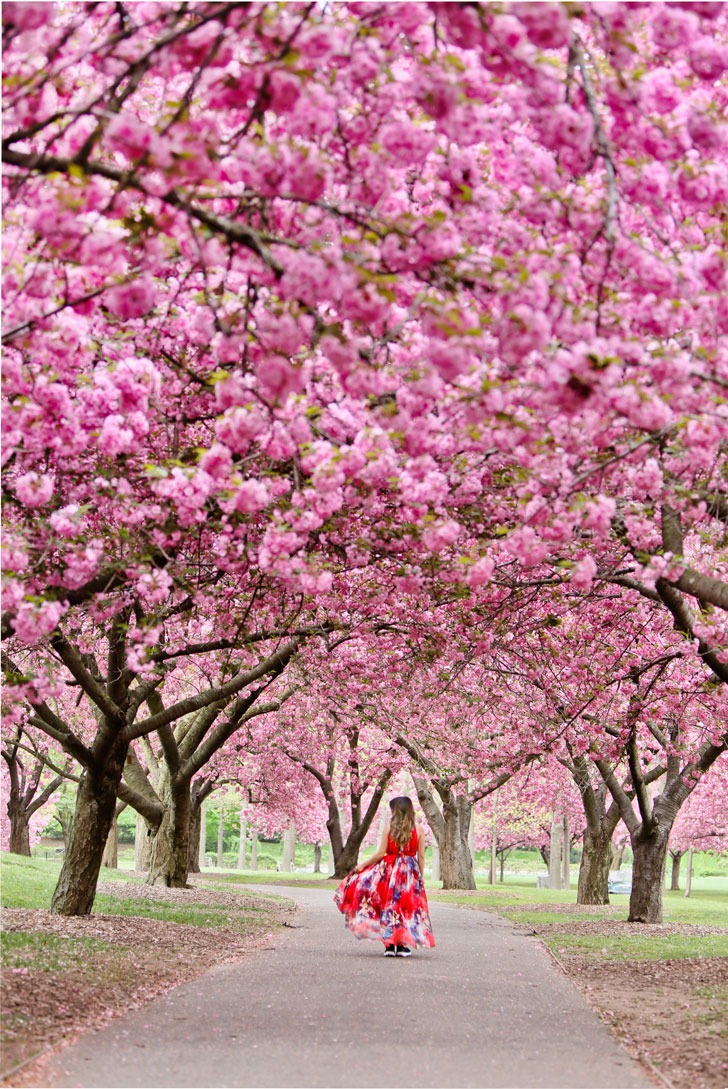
[1,881,296,1084]
[558,952,728,1089]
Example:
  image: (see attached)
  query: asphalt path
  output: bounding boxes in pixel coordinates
[41,884,652,1089]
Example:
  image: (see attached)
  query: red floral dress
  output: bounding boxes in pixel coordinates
[334,828,435,949]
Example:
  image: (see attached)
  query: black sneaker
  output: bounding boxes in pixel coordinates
[396,945,412,957]
[384,944,396,957]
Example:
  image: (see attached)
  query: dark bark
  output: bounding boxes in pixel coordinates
[188,797,202,874]
[439,795,476,889]
[566,755,622,905]
[147,776,191,887]
[669,849,685,891]
[50,735,128,915]
[577,827,615,905]
[7,795,31,856]
[629,823,672,923]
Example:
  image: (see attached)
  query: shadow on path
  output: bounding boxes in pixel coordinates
[40,885,652,1088]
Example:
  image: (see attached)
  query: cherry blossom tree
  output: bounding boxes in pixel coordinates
[4,1,728,924]
[1,727,69,855]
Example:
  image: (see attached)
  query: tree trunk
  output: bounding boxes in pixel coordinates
[101,816,118,868]
[188,799,201,875]
[412,778,475,890]
[612,841,626,870]
[216,803,225,868]
[51,740,128,915]
[199,798,208,870]
[577,827,614,905]
[332,838,360,878]
[237,808,247,870]
[438,795,476,890]
[669,850,684,891]
[282,825,295,871]
[489,791,498,885]
[134,812,154,872]
[562,814,571,890]
[146,776,191,888]
[7,796,31,856]
[313,843,322,873]
[628,824,671,923]
[549,812,563,890]
[56,803,74,849]
[684,847,693,898]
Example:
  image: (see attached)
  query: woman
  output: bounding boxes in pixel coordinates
[334,796,435,956]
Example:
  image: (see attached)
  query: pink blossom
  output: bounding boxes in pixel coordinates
[136,569,173,605]
[505,526,548,567]
[199,443,233,480]
[3,3,56,30]
[498,306,550,363]
[258,356,305,402]
[516,3,570,50]
[698,247,727,291]
[379,121,436,165]
[422,519,462,553]
[232,479,270,513]
[105,277,156,320]
[641,69,681,115]
[582,496,616,538]
[11,600,67,644]
[428,339,471,381]
[467,556,495,587]
[688,111,726,152]
[298,570,333,595]
[98,414,134,456]
[651,6,699,51]
[215,406,267,453]
[570,555,598,591]
[537,104,594,153]
[49,504,82,537]
[268,70,301,113]
[689,37,728,80]
[14,471,54,507]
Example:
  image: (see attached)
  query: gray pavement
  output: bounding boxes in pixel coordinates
[41,885,652,1089]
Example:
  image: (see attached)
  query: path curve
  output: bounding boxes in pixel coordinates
[40,885,651,1089]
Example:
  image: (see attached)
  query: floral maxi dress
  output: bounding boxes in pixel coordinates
[334,828,435,949]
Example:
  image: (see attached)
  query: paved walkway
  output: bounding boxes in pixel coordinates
[41,885,651,1088]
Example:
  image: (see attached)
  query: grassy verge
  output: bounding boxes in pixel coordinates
[0,853,294,1082]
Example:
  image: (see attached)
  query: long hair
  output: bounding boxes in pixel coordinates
[389,796,416,849]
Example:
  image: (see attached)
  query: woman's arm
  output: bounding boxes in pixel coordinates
[354,821,390,873]
[417,825,426,875]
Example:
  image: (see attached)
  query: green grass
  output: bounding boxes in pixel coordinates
[1,853,139,910]
[1,930,115,974]
[547,932,728,961]
[0,853,294,933]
